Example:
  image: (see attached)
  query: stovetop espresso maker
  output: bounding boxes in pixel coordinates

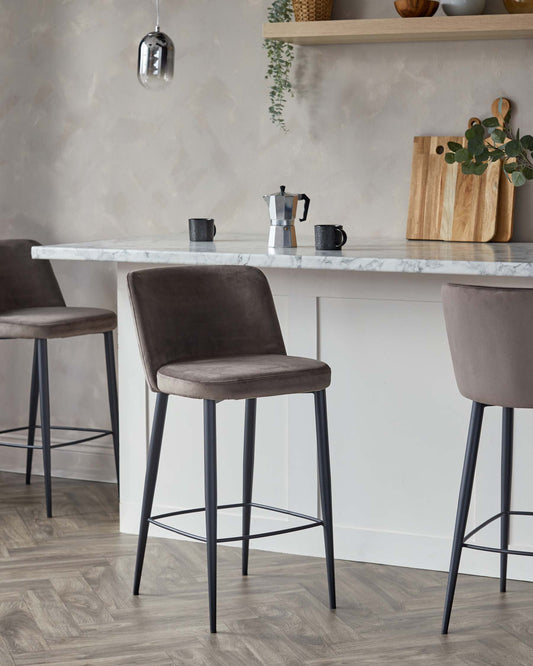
[263,185,310,249]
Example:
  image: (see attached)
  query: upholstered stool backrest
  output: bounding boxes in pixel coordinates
[442,283,533,408]
[128,265,287,392]
[0,239,65,314]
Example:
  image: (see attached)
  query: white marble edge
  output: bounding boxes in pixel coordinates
[30,234,533,278]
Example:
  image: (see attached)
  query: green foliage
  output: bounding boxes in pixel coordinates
[445,98,533,187]
[521,135,533,151]
[448,141,462,152]
[512,171,527,187]
[264,0,295,131]
[505,140,522,158]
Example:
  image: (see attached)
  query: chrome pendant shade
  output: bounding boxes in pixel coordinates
[138,0,174,91]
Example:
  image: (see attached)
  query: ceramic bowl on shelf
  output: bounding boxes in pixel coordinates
[441,0,485,14]
[394,0,440,17]
[504,0,533,12]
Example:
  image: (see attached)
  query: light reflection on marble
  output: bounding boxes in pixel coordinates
[31,233,533,277]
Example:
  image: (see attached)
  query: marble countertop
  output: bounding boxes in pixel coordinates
[31,233,533,277]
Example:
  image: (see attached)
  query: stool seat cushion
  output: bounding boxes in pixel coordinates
[0,307,117,339]
[157,354,331,401]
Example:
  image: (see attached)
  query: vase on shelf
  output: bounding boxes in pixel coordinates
[504,0,533,12]
[441,0,486,14]
[394,0,440,17]
[292,0,333,21]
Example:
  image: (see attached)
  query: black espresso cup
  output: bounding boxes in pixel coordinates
[314,225,347,251]
[189,218,216,242]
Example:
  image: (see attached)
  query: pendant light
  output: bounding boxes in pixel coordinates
[138,0,175,91]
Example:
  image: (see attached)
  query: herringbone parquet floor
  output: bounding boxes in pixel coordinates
[0,470,533,665]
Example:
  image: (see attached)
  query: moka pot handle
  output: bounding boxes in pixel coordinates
[298,194,310,222]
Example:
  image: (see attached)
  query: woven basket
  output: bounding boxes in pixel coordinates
[292,0,333,21]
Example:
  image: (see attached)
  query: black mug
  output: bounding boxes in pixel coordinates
[189,218,216,242]
[314,225,347,251]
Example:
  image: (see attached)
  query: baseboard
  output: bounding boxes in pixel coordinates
[0,430,117,483]
[120,500,533,583]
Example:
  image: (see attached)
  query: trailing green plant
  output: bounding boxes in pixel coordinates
[445,99,533,187]
[264,0,294,131]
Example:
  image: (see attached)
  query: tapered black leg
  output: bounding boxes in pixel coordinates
[204,399,217,633]
[314,390,336,610]
[242,398,257,576]
[500,407,513,593]
[104,331,120,491]
[133,393,168,595]
[25,341,39,485]
[37,340,52,518]
[442,401,484,634]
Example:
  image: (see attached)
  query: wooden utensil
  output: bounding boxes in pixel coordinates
[406,134,501,242]
[490,97,515,242]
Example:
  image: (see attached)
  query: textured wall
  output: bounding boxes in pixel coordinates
[0,0,532,468]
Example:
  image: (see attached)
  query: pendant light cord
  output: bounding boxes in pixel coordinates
[155,0,160,31]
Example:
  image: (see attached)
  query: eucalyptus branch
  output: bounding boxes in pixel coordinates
[264,0,294,131]
[445,100,533,187]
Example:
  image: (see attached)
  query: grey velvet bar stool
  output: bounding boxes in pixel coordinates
[441,283,533,633]
[0,239,119,517]
[128,265,336,634]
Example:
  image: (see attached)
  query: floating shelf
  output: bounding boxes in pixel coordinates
[262,14,533,45]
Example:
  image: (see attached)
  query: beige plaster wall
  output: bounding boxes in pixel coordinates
[0,0,531,474]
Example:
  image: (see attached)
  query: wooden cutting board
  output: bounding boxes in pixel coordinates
[491,98,515,243]
[406,135,501,242]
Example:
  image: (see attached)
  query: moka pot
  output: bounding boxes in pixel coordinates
[263,185,310,249]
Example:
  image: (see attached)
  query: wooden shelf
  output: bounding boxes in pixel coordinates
[263,14,533,45]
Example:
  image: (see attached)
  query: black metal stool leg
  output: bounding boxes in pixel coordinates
[37,339,53,518]
[104,331,120,491]
[204,399,217,634]
[133,393,168,595]
[25,341,39,485]
[442,401,484,634]
[242,398,257,576]
[500,407,514,593]
[314,389,336,610]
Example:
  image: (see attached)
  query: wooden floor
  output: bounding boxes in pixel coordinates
[0,472,533,665]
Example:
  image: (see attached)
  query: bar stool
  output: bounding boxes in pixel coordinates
[441,283,533,633]
[128,265,336,633]
[0,239,119,517]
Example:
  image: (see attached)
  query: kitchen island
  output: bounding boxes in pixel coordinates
[33,235,533,582]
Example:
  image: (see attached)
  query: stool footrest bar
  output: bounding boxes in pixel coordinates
[464,543,533,557]
[463,510,533,557]
[0,425,113,451]
[148,501,324,544]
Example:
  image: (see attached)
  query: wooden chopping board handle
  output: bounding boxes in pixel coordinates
[490,97,514,243]
[491,97,511,129]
